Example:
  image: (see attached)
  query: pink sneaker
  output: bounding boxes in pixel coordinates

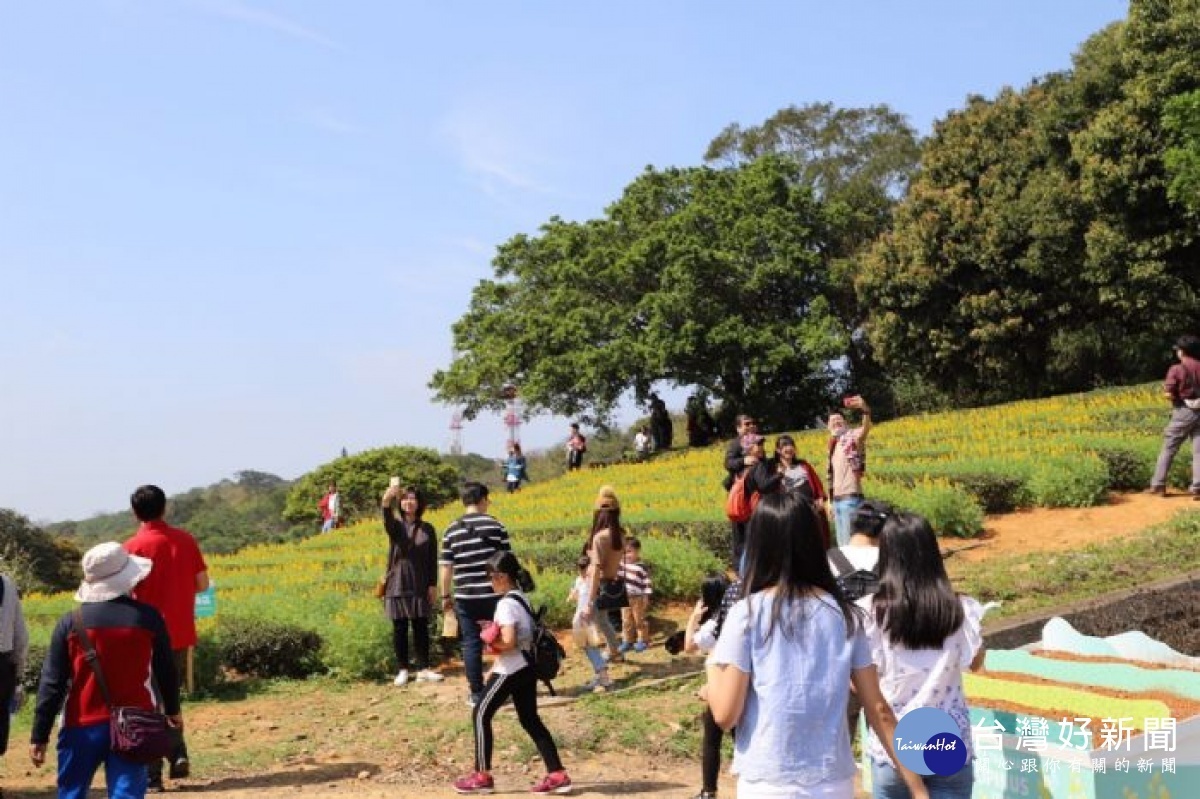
[531,770,572,795]
[454,771,495,794]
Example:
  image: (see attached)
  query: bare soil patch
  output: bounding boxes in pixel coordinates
[947,491,1196,562]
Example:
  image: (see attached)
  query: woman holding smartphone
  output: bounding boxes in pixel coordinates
[380,483,443,686]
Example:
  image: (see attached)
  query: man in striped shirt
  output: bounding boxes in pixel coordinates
[439,482,512,707]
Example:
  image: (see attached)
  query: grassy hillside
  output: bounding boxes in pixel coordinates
[423,382,1185,536]
[20,383,1193,683]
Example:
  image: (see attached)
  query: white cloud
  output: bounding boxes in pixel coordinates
[441,104,556,198]
[191,0,342,50]
[299,107,361,136]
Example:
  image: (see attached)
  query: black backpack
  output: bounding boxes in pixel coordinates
[508,592,566,696]
[828,548,879,601]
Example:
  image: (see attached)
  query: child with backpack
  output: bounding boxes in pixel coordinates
[453,551,571,796]
[826,499,891,747]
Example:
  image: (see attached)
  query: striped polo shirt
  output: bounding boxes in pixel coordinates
[439,512,512,600]
[622,561,652,597]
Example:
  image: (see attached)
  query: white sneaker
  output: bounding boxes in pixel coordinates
[416,669,444,682]
[393,669,410,686]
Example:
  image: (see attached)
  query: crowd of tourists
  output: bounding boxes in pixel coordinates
[7,340,1196,799]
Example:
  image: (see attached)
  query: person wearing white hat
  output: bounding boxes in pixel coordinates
[29,542,181,799]
[1,566,30,794]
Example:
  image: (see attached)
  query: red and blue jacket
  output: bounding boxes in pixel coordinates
[31,596,180,745]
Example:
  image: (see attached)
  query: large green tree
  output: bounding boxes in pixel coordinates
[860,2,1200,406]
[430,156,847,430]
[1163,88,1200,212]
[706,104,922,412]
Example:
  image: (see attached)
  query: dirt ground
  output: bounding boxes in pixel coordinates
[946,490,1196,562]
[2,493,1196,799]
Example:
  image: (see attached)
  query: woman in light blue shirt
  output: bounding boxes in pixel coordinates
[705,492,929,799]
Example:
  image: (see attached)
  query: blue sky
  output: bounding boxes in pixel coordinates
[1,1,1129,522]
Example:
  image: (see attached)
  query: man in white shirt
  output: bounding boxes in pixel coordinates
[633,426,651,461]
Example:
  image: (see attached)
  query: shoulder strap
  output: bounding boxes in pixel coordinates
[72,608,115,710]
[506,590,538,624]
[828,547,855,578]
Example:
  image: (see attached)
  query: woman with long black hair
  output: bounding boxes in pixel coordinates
[380,484,443,686]
[704,492,928,799]
[452,551,571,796]
[862,513,986,799]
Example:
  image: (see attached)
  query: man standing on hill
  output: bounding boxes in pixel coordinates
[123,484,209,792]
[723,414,759,569]
[1148,334,1200,500]
[827,395,872,547]
[319,480,340,532]
[439,482,512,707]
[566,423,587,471]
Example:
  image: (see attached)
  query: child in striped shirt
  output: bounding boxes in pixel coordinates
[619,537,653,653]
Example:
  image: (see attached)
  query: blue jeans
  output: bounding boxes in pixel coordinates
[833,496,863,548]
[872,761,974,799]
[455,596,499,698]
[57,722,149,799]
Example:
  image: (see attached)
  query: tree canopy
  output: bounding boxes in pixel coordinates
[1,509,81,595]
[859,3,1200,406]
[430,155,849,430]
[282,446,460,527]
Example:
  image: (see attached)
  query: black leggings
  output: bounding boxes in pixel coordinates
[392,617,431,670]
[700,707,735,793]
[473,667,563,773]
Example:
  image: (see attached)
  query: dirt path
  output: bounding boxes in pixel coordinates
[946,491,1196,562]
[3,492,1197,799]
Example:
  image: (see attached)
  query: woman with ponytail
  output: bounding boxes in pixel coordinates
[452,551,571,796]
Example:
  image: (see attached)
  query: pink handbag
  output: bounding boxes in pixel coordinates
[480,620,502,654]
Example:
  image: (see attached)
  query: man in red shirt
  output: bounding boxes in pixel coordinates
[124,484,209,791]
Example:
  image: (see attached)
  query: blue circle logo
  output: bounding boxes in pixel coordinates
[892,707,968,776]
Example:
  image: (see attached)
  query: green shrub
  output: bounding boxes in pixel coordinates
[21,642,47,693]
[191,628,224,695]
[1093,447,1151,491]
[216,616,324,679]
[950,473,1028,514]
[872,479,985,538]
[1027,454,1109,508]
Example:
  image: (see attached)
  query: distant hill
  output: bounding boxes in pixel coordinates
[47,470,304,555]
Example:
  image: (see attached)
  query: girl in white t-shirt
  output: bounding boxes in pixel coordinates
[452,552,571,796]
[862,513,986,799]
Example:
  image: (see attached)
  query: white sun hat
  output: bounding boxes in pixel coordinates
[74,542,153,603]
